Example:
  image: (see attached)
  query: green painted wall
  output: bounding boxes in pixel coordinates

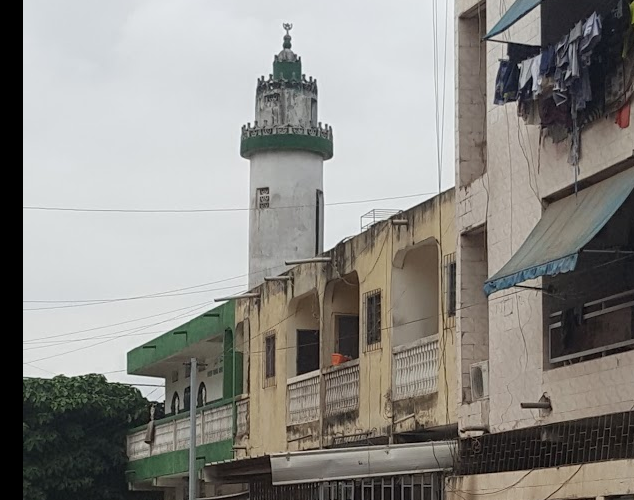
[127,301,235,375]
[240,134,333,160]
[222,328,244,399]
[273,60,302,80]
[126,439,233,483]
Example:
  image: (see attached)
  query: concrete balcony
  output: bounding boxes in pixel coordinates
[324,359,360,417]
[287,370,320,426]
[126,401,234,484]
[393,335,439,401]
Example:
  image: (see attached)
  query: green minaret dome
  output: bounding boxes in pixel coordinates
[273,23,302,80]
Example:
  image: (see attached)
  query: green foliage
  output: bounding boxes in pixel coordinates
[23,374,157,500]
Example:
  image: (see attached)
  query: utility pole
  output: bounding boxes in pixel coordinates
[188,357,197,500]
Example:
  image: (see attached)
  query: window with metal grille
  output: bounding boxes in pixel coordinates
[264,332,276,387]
[249,473,445,500]
[257,187,270,209]
[364,290,382,350]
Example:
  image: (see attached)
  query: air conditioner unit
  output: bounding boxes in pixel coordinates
[470,361,489,401]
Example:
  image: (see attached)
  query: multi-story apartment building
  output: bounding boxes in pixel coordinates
[125,190,459,499]
[204,189,458,498]
[451,0,634,497]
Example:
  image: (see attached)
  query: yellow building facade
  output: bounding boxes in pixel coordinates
[216,189,458,488]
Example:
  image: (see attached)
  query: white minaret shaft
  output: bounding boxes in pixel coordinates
[241,24,334,289]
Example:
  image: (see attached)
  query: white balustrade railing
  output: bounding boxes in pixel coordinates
[127,429,150,461]
[287,371,320,425]
[393,335,439,401]
[236,398,249,436]
[324,361,360,417]
[203,404,233,444]
[126,402,235,461]
[175,418,190,450]
[153,420,175,455]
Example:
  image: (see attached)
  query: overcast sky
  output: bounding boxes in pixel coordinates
[23,0,455,399]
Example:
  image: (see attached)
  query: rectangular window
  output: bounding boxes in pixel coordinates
[296,329,320,375]
[364,290,382,350]
[444,253,457,318]
[257,187,270,209]
[315,189,323,255]
[185,363,191,379]
[310,98,318,127]
[171,370,179,383]
[336,315,359,359]
[264,332,276,387]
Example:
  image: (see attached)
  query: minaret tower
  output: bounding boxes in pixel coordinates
[241,24,334,289]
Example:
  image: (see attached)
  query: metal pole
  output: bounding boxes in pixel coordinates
[189,357,197,500]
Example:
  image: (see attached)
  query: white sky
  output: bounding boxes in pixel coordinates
[23,0,455,400]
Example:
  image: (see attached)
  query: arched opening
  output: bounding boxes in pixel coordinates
[170,391,180,415]
[183,386,191,412]
[287,291,321,378]
[197,382,207,408]
[391,239,439,347]
[324,271,360,363]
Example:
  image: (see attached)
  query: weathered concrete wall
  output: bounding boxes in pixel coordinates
[446,460,634,500]
[255,85,316,127]
[248,149,324,289]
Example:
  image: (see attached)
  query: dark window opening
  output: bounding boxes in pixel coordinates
[364,290,382,349]
[257,187,270,209]
[545,192,634,367]
[183,386,191,412]
[197,382,207,408]
[336,315,359,360]
[170,392,180,415]
[264,333,276,386]
[315,189,324,256]
[447,260,457,317]
[297,329,320,375]
[310,98,318,127]
[185,363,191,379]
[541,0,623,47]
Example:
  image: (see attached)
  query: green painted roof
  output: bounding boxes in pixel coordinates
[241,133,333,160]
[126,301,235,376]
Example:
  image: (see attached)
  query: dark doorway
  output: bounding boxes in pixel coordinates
[336,315,359,359]
[297,329,320,375]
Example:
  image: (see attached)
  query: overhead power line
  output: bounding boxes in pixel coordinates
[23,283,246,311]
[23,299,228,343]
[23,193,435,214]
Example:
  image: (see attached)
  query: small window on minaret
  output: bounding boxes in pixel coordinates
[257,187,270,209]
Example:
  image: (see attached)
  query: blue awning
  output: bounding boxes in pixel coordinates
[484,0,543,40]
[484,168,634,296]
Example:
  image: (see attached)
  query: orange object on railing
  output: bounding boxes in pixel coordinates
[331,353,351,366]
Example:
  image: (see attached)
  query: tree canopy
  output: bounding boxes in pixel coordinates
[23,374,155,500]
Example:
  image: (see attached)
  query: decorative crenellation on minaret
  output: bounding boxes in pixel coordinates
[241,24,334,289]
